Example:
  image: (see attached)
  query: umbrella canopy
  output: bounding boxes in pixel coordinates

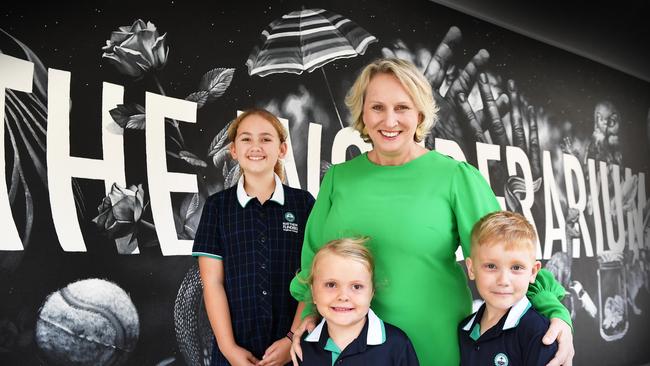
[246,8,377,77]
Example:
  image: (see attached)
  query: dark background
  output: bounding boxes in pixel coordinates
[1,1,650,365]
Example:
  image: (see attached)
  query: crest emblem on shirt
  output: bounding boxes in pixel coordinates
[494,353,508,366]
[284,212,295,222]
[283,212,298,233]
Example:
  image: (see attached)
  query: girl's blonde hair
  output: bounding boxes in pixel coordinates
[226,108,287,181]
[344,58,438,143]
[306,237,374,287]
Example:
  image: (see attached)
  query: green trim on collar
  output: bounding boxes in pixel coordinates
[324,338,342,366]
[470,323,481,341]
[380,317,386,343]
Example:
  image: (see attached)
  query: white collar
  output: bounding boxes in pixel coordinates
[304,308,386,345]
[461,296,531,332]
[236,173,285,207]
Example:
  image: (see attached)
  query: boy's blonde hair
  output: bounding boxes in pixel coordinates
[226,108,287,181]
[344,58,438,143]
[470,211,537,256]
[306,237,375,287]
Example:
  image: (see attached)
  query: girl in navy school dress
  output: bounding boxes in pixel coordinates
[193,108,315,366]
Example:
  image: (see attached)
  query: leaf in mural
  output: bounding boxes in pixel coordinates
[110,103,146,129]
[1,29,50,249]
[212,149,232,169]
[198,68,234,102]
[183,194,200,223]
[177,193,202,240]
[208,121,233,167]
[179,151,208,168]
[224,164,240,189]
[185,91,209,109]
[222,159,230,178]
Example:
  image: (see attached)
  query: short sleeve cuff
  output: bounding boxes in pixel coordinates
[191,252,223,260]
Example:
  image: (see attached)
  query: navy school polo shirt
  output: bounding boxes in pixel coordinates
[299,309,420,366]
[458,297,558,366]
[192,174,315,364]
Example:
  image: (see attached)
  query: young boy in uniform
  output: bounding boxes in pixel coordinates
[459,211,559,366]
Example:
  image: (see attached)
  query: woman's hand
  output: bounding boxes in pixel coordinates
[544,318,575,366]
[290,315,318,366]
[223,344,260,366]
[258,338,291,366]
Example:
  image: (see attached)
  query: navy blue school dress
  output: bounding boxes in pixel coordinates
[193,174,315,365]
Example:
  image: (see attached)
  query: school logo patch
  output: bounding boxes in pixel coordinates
[494,353,508,366]
[284,212,295,222]
[283,212,298,233]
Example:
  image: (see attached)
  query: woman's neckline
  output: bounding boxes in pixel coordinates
[363,149,433,168]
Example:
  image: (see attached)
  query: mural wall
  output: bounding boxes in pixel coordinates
[1,1,649,365]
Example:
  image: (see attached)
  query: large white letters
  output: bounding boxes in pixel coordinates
[601,162,625,252]
[47,69,127,252]
[563,153,593,257]
[145,92,197,256]
[0,54,33,250]
[543,150,566,259]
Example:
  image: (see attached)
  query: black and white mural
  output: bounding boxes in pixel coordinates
[1,1,649,365]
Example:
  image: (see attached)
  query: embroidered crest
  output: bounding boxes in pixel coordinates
[283,212,298,233]
[494,353,508,366]
[284,212,295,222]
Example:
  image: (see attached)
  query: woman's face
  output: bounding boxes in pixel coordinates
[362,72,421,157]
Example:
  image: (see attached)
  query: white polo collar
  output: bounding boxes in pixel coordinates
[236,174,285,207]
[461,296,531,332]
[304,308,386,345]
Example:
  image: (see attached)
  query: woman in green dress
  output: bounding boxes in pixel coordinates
[289,58,574,366]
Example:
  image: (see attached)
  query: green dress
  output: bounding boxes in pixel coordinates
[290,150,569,365]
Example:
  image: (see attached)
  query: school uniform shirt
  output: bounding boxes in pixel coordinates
[458,297,558,366]
[299,309,419,366]
[193,174,315,365]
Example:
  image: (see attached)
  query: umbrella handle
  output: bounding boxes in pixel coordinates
[321,68,345,130]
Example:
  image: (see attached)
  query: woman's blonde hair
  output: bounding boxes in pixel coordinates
[227,108,287,181]
[345,58,438,143]
[306,237,375,287]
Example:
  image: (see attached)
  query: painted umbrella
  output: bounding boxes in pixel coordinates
[246,8,377,129]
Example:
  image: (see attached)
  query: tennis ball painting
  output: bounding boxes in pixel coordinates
[35,279,140,366]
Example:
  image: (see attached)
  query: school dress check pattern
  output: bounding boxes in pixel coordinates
[193,184,314,365]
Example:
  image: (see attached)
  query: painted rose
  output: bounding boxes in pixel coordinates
[92,183,145,253]
[102,19,169,78]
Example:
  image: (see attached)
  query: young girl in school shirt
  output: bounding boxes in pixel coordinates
[298,238,419,366]
[193,108,315,366]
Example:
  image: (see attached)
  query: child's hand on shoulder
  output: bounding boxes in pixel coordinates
[224,344,260,366]
[258,337,292,366]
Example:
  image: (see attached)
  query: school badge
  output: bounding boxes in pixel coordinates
[494,353,508,366]
[283,211,298,233]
